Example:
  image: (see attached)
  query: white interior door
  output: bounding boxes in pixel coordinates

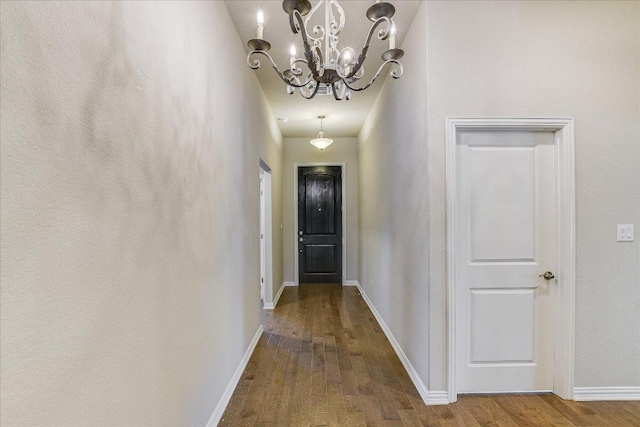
[455,130,557,393]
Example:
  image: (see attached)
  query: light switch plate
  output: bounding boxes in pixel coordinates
[617,224,634,242]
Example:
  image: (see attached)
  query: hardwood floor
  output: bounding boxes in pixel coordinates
[220,284,640,426]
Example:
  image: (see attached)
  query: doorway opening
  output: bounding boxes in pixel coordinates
[445,118,576,403]
[294,163,346,285]
[259,160,274,308]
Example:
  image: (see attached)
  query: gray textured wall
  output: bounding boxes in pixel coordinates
[360,0,639,394]
[425,0,639,390]
[0,1,283,425]
[358,1,431,388]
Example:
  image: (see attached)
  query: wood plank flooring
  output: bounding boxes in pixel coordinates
[219,284,640,426]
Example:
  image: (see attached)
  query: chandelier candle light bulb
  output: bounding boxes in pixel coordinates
[290,44,297,67]
[256,9,264,39]
[344,49,352,75]
[389,22,396,49]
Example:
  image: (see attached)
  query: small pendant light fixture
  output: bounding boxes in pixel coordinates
[310,115,333,150]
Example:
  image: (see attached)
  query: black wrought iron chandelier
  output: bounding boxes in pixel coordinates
[247,0,404,101]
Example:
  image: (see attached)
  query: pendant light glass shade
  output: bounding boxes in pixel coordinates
[310,131,334,150]
[310,116,333,150]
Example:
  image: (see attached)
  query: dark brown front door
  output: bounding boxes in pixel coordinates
[298,166,342,284]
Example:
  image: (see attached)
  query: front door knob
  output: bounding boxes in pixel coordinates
[539,271,555,280]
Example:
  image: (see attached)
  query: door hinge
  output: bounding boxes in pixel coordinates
[261,234,264,239]
[261,278,264,283]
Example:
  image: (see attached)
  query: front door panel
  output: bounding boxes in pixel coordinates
[298,166,342,284]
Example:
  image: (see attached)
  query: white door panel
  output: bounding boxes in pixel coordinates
[456,130,556,393]
[470,147,536,262]
[470,289,535,363]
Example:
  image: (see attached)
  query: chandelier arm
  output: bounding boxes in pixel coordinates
[331,83,341,101]
[247,50,313,88]
[289,9,321,53]
[300,81,321,100]
[313,45,324,76]
[286,71,315,88]
[289,71,316,98]
[341,59,403,92]
[291,58,310,77]
[330,82,347,101]
[246,50,267,70]
[291,10,322,78]
[289,72,315,88]
[347,16,391,78]
[289,10,300,34]
[290,72,314,97]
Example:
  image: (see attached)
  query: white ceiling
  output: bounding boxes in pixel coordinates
[225,0,422,138]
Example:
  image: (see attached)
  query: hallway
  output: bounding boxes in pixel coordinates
[1,2,639,425]
[219,285,640,426]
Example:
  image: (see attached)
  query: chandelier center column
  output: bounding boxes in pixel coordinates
[324,0,331,69]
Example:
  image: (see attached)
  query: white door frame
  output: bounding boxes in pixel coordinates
[294,162,347,286]
[445,118,576,402]
[260,170,266,302]
[260,161,274,306]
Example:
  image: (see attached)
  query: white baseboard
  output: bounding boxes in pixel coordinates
[354,282,443,405]
[263,282,286,310]
[206,325,264,427]
[573,386,640,401]
[284,281,296,287]
[344,280,358,287]
[425,391,449,405]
